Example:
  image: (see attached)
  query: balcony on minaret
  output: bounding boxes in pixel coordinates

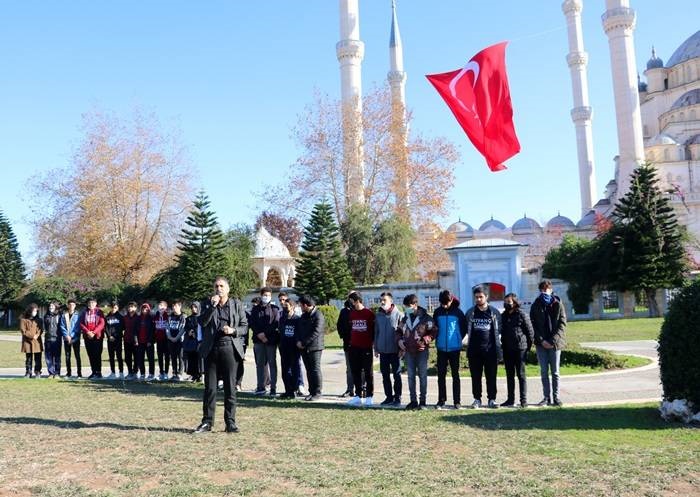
[566,51,589,68]
[602,6,636,33]
[571,106,593,123]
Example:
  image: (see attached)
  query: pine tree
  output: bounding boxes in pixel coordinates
[173,191,228,301]
[0,210,26,317]
[295,202,353,304]
[600,163,688,316]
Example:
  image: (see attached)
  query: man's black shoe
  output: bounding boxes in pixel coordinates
[405,401,418,410]
[552,398,564,407]
[500,400,515,408]
[340,390,354,398]
[225,424,239,433]
[306,394,322,402]
[536,397,551,407]
[380,397,393,406]
[192,423,212,434]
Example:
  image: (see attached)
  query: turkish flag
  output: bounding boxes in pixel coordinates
[426,42,520,172]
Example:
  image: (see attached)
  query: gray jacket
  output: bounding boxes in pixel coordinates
[464,305,502,357]
[374,305,403,354]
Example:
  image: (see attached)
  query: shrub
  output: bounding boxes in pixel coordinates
[317,305,339,335]
[659,279,700,410]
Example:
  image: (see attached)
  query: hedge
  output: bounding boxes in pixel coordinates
[317,305,339,335]
[659,279,700,409]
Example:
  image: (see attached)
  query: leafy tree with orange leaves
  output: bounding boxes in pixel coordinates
[28,109,193,284]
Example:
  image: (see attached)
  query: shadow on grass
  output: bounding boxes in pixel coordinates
[61,380,353,411]
[440,405,676,431]
[0,416,192,433]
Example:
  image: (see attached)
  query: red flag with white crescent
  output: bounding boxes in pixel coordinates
[426,42,520,172]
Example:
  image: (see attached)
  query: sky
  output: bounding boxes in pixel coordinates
[0,0,697,267]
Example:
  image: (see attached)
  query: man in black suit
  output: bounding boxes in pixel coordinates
[193,277,248,434]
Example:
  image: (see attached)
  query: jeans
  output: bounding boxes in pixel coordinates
[25,352,42,374]
[136,343,155,376]
[123,341,136,375]
[64,338,82,376]
[301,349,323,396]
[156,340,169,375]
[379,352,402,401]
[349,347,374,398]
[406,349,429,404]
[536,346,561,400]
[85,338,103,376]
[343,348,354,394]
[202,338,238,426]
[107,338,123,374]
[436,349,461,404]
[44,339,62,376]
[168,340,183,376]
[503,347,528,403]
[254,342,278,392]
[467,348,498,401]
[279,344,301,395]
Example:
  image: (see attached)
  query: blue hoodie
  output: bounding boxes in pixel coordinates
[432,300,468,352]
[59,310,81,341]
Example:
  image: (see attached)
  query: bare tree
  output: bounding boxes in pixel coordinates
[29,109,194,284]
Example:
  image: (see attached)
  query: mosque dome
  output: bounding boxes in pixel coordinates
[670,89,700,110]
[646,47,664,70]
[511,215,542,234]
[576,210,597,229]
[253,226,291,259]
[666,30,700,67]
[647,133,678,146]
[546,214,576,230]
[446,219,472,233]
[478,217,507,231]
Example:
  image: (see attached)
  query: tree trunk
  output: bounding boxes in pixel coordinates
[646,288,660,318]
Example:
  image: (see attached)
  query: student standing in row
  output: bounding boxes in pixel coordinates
[500,293,534,408]
[60,299,82,378]
[81,297,105,379]
[346,292,375,407]
[464,287,501,409]
[154,301,170,380]
[122,302,139,379]
[21,303,43,378]
[278,297,301,399]
[432,290,467,409]
[375,292,403,406]
[135,303,155,381]
[105,301,125,379]
[397,294,435,410]
[250,287,280,396]
[167,300,186,381]
[43,302,61,378]
[184,302,202,382]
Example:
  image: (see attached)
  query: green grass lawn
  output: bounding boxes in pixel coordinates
[566,318,662,342]
[0,380,697,497]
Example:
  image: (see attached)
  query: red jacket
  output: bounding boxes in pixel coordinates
[80,308,105,340]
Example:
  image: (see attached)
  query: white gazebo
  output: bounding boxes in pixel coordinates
[252,226,296,288]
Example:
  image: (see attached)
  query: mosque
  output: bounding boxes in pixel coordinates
[254,1,698,318]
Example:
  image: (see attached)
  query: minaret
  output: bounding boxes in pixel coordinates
[387,0,409,215]
[562,0,597,217]
[602,0,645,197]
[337,0,365,206]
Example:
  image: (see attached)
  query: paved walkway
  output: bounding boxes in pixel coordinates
[0,335,661,408]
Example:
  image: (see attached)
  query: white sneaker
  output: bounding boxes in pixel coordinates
[363,396,374,407]
[118,372,124,379]
[471,399,482,409]
[107,373,116,380]
[147,374,155,381]
[346,396,361,407]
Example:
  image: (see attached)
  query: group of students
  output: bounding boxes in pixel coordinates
[19,298,206,382]
[19,278,566,410]
[335,279,566,410]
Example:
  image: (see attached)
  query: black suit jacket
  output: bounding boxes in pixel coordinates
[199,297,248,360]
